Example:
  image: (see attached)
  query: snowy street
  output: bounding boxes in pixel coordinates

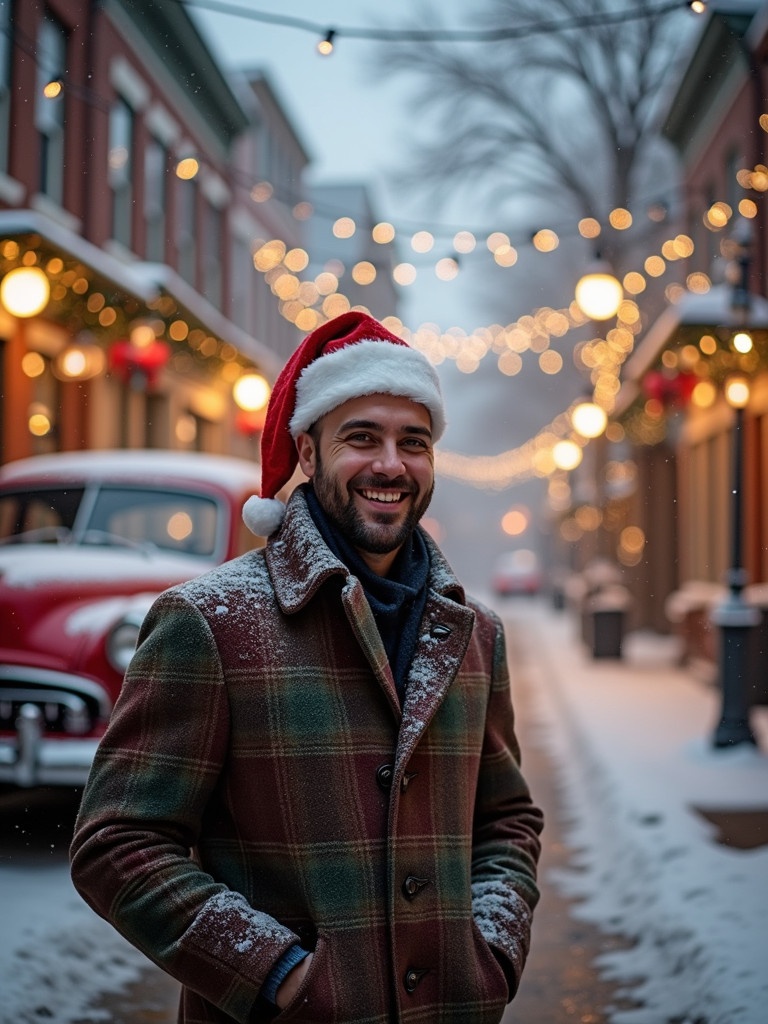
[0,787,177,1024]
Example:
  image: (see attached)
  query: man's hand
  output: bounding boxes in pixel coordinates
[275,953,313,1009]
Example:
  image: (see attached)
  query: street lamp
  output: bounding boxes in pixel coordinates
[571,399,607,439]
[574,261,623,321]
[233,371,271,436]
[0,266,50,318]
[711,220,759,748]
[552,438,583,471]
[712,375,759,746]
[712,222,761,745]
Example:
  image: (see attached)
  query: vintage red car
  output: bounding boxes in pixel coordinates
[490,549,542,598]
[0,449,262,788]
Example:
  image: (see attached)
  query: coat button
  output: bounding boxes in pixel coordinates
[430,623,452,639]
[376,763,394,790]
[404,967,428,993]
[402,875,429,900]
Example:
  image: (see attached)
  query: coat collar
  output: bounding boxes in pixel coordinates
[265,486,473,731]
[265,485,466,615]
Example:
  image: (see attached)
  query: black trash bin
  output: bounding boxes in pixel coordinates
[590,608,625,658]
[585,586,633,659]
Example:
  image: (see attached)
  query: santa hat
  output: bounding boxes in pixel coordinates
[243,311,445,536]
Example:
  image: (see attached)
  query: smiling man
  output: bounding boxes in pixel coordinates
[70,311,543,1024]
[297,394,435,575]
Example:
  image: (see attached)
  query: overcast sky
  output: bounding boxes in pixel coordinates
[191,0,508,332]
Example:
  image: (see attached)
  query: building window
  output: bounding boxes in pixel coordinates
[144,138,167,261]
[230,235,252,331]
[724,147,741,216]
[175,176,197,284]
[202,200,223,307]
[36,16,66,203]
[109,97,134,248]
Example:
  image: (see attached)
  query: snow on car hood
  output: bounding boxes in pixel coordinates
[0,544,212,589]
[62,592,158,636]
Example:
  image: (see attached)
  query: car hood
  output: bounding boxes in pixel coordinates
[0,544,213,670]
[0,544,211,588]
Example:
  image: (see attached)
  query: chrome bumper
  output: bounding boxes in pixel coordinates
[0,705,99,786]
[0,665,110,787]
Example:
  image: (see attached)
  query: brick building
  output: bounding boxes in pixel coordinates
[618,1,768,652]
[0,0,311,464]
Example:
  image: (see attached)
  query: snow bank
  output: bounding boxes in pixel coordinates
[511,602,768,1024]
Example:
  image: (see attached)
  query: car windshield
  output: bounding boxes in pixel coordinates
[0,486,85,540]
[0,484,221,558]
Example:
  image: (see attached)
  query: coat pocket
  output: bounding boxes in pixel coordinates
[468,919,510,1012]
[275,935,335,1023]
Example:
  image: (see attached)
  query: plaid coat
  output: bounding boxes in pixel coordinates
[70,487,542,1024]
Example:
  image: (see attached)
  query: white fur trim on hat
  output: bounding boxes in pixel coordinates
[242,495,286,537]
[289,340,446,440]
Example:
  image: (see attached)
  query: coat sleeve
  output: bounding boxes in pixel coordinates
[69,591,298,1023]
[470,608,544,998]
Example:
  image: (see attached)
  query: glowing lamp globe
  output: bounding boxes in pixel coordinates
[571,400,608,439]
[0,266,51,318]
[552,439,583,471]
[732,331,753,354]
[724,376,750,410]
[233,373,270,413]
[574,268,623,321]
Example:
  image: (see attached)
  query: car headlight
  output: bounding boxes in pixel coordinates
[105,614,144,673]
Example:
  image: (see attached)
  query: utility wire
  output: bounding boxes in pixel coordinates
[175,0,689,44]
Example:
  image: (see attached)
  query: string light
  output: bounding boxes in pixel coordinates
[176,157,200,180]
[0,221,737,491]
[316,29,335,56]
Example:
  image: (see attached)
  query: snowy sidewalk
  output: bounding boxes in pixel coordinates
[498,597,768,1024]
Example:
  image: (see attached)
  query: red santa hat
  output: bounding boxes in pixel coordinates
[243,311,446,536]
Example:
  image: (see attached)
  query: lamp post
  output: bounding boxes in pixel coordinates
[712,218,759,748]
[712,377,759,746]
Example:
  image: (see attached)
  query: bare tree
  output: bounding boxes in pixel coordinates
[379,0,692,267]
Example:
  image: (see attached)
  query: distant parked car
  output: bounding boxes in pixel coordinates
[0,449,262,788]
[491,549,542,597]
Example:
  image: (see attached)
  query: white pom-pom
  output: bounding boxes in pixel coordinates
[242,496,286,537]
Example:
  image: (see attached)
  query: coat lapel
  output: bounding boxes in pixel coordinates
[395,592,475,771]
[267,488,401,718]
[340,579,401,719]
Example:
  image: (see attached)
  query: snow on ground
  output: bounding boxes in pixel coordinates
[505,599,768,1024]
[0,809,156,1023]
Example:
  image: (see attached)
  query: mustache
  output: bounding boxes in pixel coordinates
[352,475,417,494]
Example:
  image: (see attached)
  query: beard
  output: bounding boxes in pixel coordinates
[312,458,433,555]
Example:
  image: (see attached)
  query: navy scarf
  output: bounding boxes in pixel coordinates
[305,487,429,701]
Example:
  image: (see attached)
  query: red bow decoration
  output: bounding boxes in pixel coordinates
[109,338,170,390]
[642,370,697,408]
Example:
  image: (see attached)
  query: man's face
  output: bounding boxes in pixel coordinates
[296,393,435,574]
